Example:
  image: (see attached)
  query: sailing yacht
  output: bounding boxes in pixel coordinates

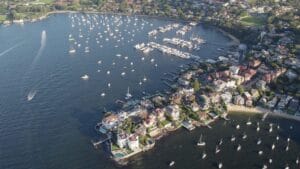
[246,118,252,126]
[269,126,273,133]
[218,138,223,146]
[296,157,299,165]
[125,87,132,100]
[236,144,241,151]
[197,134,206,146]
[242,133,247,140]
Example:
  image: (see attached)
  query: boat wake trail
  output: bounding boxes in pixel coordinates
[0,42,24,57]
[30,30,47,69]
[23,30,47,101]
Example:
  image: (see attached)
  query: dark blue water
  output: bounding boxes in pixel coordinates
[0,13,299,169]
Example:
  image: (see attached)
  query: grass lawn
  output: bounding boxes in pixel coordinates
[0,15,6,22]
[40,0,54,4]
[240,15,265,27]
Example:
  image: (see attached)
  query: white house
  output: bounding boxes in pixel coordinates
[166,105,180,121]
[128,134,140,151]
[117,133,127,149]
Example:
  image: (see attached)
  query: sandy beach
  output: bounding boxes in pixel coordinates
[227,104,300,122]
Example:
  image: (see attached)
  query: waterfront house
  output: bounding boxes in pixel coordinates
[154,108,166,122]
[233,95,245,105]
[210,93,221,104]
[179,87,195,96]
[232,74,244,85]
[256,80,267,91]
[166,105,181,121]
[267,96,278,109]
[140,99,155,110]
[135,124,147,136]
[249,59,261,68]
[117,132,128,149]
[288,99,299,112]
[213,79,226,92]
[221,92,233,105]
[178,77,190,86]
[143,113,157,128]
[128,134,140,151]
[118,111,128,121]
[250,89,260,100]
[170,92,182,105]
[190,102,200,112]
[200,95,210,110]
[102,114,119,130]
[277,95,292,110]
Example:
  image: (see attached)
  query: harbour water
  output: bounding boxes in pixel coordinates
[0,13,299,169]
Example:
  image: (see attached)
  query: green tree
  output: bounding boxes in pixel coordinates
[192,78,201,92]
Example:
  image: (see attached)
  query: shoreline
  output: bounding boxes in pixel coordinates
[227,104,300,122]
[2,10,239,45]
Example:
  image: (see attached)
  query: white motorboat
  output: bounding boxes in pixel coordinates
[202,151,207,159]
[169,161,175,167]
[271,143,275,150]
[81,74,89,80]
[143,76,147,82]
[231,135,236,142]
[218,162,223,169]
[27,90,37,101]
[242,133,247,140]
[269,158,272,164]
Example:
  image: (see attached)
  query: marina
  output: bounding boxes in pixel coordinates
[0,12,299,169]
